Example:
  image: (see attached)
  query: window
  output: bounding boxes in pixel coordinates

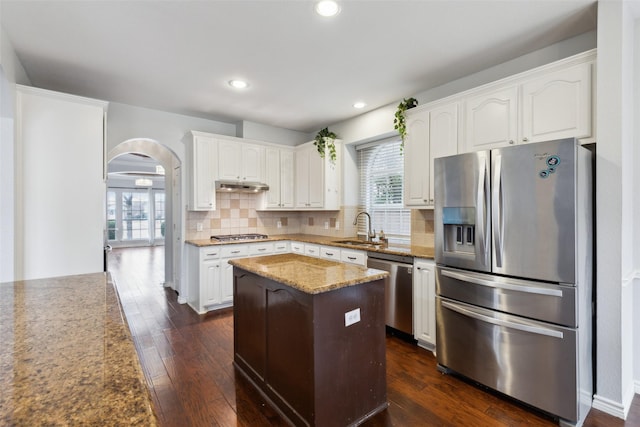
[357,138,410,243]
[107,188,165,246]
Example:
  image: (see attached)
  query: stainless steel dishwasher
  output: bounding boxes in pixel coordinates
[367,252,414,337]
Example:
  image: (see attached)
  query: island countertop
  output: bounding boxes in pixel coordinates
[229,253,388,294]
[0,273,157,426]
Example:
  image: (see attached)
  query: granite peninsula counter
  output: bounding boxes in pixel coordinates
[230,253,389,427]
[0,273,157,426]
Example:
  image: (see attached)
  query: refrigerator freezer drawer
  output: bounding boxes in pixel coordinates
[436,266,577,327]
[436,297,578,422]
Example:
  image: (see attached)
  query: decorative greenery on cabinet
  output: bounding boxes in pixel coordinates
[394,97,418,151]
[313,127,338,163]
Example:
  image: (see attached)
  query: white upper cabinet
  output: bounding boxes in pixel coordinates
[461,51,595,152]
[463,86,519,152]
[428,103,459,204]
[295,141,340,210]
[404,102,459,208]
[264,147,294,208]
[185,131,217,211]
[404,108,430,207]
[521,62,592,143]
[218,139,264,182]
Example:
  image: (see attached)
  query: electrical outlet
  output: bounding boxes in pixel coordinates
[335,221,340,230]
[344,308,361,327]
[324,221,329,230]
[276,220,282,229]
[196,222,203,232]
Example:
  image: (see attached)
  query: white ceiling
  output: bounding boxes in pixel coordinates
[1,0,597,133]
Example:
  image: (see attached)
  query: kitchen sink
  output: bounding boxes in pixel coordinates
[332,239,383,248]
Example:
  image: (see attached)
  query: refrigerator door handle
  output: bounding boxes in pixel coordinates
[492,154,504,267]
[477,157,490,263]
[441,269,564,297]
[441,300,564,339]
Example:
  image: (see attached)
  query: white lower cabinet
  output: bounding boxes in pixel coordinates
[320,246,341,260]
[413,259,436,350]
[340,249,367,266]
[188,241,367,313]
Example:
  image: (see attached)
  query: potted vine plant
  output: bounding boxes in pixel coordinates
[394,97,418,152]
[314,127,338,163]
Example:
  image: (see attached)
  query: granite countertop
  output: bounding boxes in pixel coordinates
[186,233,435,259]
[0,273,158,426]
[229,253,388,294]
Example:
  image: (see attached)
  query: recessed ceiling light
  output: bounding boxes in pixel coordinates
[353,101,366,109]
[229,79,249,89]
[315,0,340,17]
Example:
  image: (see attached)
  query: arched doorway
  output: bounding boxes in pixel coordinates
[107,139,184,301]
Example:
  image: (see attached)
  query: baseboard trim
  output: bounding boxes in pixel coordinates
[592,394,627,419]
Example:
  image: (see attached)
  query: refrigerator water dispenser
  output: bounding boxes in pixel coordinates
[442,207,475,254]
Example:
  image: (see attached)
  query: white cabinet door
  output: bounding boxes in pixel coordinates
[217,140,243,180]
[202,258,222,306]
[220,259,234,304]
[521,62,592,143]
[189,134,217,211]
[307,149,324,208]
[403,108,430,207]
[404,103,458,208]
[295,146,324,208]
[264,148,294,208]
[280,149,295,208]
[464,86,518,152]
[428,103,459,205]
[241,143,264,182]
[264,147,281,207]
[413,259,436,349]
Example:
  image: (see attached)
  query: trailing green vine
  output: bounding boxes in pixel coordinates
[394,97,418,153]
[314,127,338,163]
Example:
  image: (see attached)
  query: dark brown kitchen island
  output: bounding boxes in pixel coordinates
[229,253,389,427]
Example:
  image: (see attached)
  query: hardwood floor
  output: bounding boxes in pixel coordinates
[109,246,639,427]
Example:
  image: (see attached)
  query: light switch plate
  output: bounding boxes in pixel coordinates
[344,308,361,327]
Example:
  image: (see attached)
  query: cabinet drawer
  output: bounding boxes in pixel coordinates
[320,246,341,260]
[341,249,366,266]
[249,242,274,256]
[221,244,249,258]
[304,244,320,257]
[291,242,304,254]
[273,241,290,253]
[200,247,221,260]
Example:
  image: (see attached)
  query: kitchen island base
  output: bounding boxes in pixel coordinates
[233,267,387,427]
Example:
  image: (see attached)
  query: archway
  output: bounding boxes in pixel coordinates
[107,139,184,301]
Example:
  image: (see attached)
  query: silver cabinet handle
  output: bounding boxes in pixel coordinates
[441,300,563,339]
[522,137,529,142]
[508,140,514,144]
[231,250,240,254]
[347,256,356,260]
[258,248,266,251]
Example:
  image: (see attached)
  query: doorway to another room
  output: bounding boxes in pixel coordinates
[106,139,183,300]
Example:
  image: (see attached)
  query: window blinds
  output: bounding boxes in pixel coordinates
[357,139,411,243]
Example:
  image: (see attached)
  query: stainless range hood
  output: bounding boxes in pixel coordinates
[215,180,269,193]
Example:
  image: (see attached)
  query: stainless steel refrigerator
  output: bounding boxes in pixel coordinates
[434,138,593,427]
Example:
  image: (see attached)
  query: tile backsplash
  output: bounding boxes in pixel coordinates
[186,192,434,247]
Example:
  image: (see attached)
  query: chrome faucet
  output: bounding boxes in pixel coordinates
[353,211,375,242]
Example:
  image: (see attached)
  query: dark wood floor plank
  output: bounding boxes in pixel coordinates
[109,247,639,427]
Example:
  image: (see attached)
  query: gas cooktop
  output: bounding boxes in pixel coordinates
[210,233,269,242]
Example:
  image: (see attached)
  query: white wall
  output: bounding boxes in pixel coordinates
[592,0,637,418]
[237,120,311,146]
[633,13,640,394]
[329,30,596,144]
[0,26,30,282]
